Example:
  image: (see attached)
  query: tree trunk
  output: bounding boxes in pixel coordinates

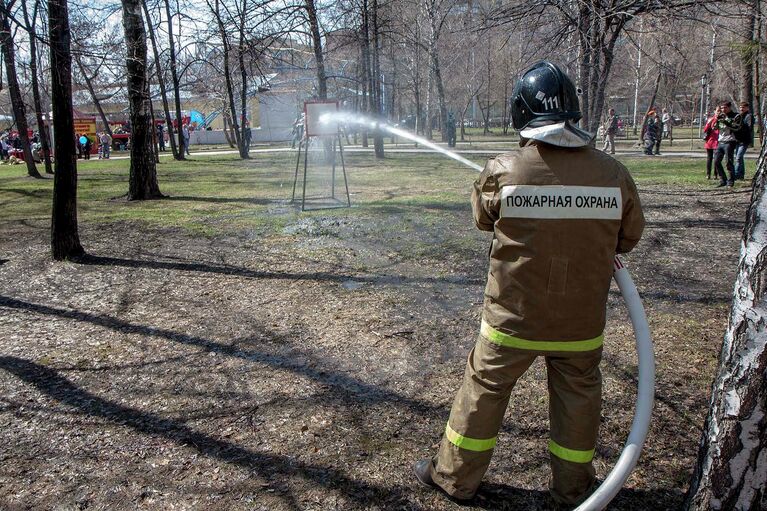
[632,21,643,136]
[122,0,163,200]
[305,0,326,99]
[163,0,184,159]
[483,45,491,135]
[590,24,624,134]
[1,1,40,178]
[412,19,422,141]
[237,0,249,159]
[705,28,717,120]
[426,0,447,142]
[148,96,159,163]
[755,1,762,142]
[360,2,370,148]
[142,0,179,159]
[684,143,767,511]
[432,48,447,139]
[49,0,84,260]
[212,0,241,152]
[371,0,384,158]
[425,60,433,140]
[74,56,112,136]
[577,5,592,131]
[21,0,52,174]
[742,0,757,107]
[637,71,662,143]
[222,110,235,148]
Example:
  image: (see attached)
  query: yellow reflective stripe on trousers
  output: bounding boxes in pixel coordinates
[445,423,497,452]
[480,320,603,352]
[548,439,595,463]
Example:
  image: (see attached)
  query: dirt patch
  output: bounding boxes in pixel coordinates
[0,183,751,510]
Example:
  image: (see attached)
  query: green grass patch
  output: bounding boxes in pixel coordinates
[615,156,712,185]
[0,150,740,237]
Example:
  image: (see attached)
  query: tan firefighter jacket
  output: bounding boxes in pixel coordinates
[472,141,645,352]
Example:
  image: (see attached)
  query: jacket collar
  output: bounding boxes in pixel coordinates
[519,121,594,148]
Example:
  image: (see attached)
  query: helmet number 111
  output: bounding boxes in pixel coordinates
[541,96,559,111]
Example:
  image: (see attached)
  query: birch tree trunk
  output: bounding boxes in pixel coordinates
[684,144,767,511]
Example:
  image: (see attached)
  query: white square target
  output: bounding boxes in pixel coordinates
[304,100,339,137]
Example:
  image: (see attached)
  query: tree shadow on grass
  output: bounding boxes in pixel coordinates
[74,254,484,287]
[0,295,440,417]
[1,187,52,199]
[645,218,744,230]
[0,356,422,511]
[601,352,703,429]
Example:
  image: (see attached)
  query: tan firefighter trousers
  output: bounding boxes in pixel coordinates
[431,334,602,506]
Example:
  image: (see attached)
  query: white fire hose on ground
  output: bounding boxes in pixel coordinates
[574,256,655,511]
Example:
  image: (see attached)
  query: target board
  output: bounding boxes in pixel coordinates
[304,100,339,137]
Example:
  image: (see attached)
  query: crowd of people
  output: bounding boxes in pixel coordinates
[702,101,753,187]
[0,130,47,163]
[601,101,755,187]
[0,131,24,160]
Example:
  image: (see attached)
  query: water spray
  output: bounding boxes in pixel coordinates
[318,112,483,171]
[320,111,654,511]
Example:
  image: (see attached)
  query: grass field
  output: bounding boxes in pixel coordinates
[0,150,735,232]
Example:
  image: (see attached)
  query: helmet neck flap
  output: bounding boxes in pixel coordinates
[519,120,594,148]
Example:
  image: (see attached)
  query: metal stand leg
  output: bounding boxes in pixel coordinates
[338,134,350,207]
[291,140,302,203]
[331,138,337,200]
[301,139,309,211]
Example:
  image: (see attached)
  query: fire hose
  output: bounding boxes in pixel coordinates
[575,256,655,511]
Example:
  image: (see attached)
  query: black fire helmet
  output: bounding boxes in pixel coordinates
[511,61,582,131]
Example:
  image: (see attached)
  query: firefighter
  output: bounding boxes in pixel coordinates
[413,61,645,509]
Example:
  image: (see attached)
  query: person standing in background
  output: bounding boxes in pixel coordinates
[182,124,191,155]
[643,112,659,156]
[734,102,753,181]
[703,109,720,180]
[602,108,618,154]
[713,101,741,188]
[83,136,92,160]
[661,108,672,143]
[157,124,165,152]
[653,111,663,154]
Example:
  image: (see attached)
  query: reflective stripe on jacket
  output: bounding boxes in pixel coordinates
[472,142,645,347]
